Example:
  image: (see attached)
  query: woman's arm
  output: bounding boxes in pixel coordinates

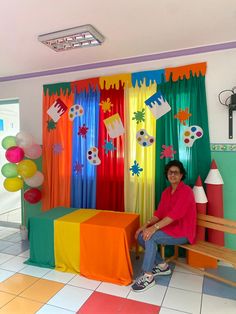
[142,216,174,241]
[134,216,159,239]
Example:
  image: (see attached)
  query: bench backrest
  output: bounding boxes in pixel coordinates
[197,214,236,235]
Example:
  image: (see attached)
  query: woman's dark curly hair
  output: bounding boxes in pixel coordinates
[164,160,186,181]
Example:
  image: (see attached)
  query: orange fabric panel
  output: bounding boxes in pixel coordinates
[42,91,74,211]
[165,62,207,81]
[187,251,217,268]
[80,211,140,285]
[71,77,99,94]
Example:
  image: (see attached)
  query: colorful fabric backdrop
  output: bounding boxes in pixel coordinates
[42,62,211,224]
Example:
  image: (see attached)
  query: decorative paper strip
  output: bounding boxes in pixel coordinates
[131,69,165,87]
[211,143,236,152]
[145,90,171,119]
[43,83,72,96]
[165,62,207,82]
[103,113,125,138]
[71,78,99,93]
[99,74,132,90]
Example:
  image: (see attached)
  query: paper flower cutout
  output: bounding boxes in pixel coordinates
[99,98,113,113]
[53,143,63,154]
[160,145,176,159]
[132,108,145,124]
[78,124,89,138]
[174,108,192,125]
[47,119,57,131]
[74,161,84,174]
[129,160,143,176]
[103,140,117,154]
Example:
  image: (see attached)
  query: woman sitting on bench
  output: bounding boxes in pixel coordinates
[132,160,197,292]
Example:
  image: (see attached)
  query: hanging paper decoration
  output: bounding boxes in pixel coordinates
[174,108,192,125]
[87,147,101,165]
[103,140,117,154]
[145,90,171,120]
[183,125,203,147]
[160,145,176,159]
[73,161,84,174]
[103,113,125,138]
[99,98,113,113]
[78,124,89,138]
[129,160,143,176]
[136,129,155,147]
[99,74,131,90]
[47,98,68,122]
[53,143,63,154]
[132,108,145,124]
[47,119,57,131]
[131,69,165,88]
[68,104,84,121]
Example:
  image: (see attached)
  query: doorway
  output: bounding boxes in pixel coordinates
[0,99,21,226]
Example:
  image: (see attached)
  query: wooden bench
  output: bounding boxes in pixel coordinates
[166,214,236,287]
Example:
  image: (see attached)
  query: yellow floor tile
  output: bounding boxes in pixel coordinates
[0,296,43,314]
[0,291,15,307]
[20,278,65,303]
[0,274,39,295]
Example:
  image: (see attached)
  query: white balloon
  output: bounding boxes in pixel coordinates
[24,171,44,187]
[16,131,34,148]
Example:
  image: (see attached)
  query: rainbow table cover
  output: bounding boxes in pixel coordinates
[26,208,139,285]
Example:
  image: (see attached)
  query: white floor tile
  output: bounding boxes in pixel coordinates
[96,281,131,298]
[47,285,93,312]
[19,265,51,277]
[169,271,203,293]
[0,268,15,282]
[128,284,167,306]
[36,304,74,314]
[159,307,190,314]
[0,252,14,264]
[18,249,30,258]
[0,255,26,272]
[162,287,201,314]
[201,294,236,314]
[68,274,101,290]
[43,270,76,284]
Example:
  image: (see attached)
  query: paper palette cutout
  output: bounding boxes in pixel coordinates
[136,129,155,147]
[183,125,203,147]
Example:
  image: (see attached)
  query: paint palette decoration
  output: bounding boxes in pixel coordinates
[68,104,84,121]
[145,91,171,119]
[103,113,125,138]
[183,125,203,147]
[87,147,101,165]
[136,129,155,147]
[47,98,68,122]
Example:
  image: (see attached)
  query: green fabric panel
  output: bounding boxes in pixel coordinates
[155,74,211,206]
[43,83,72,96]
[25,207,76,268]
[211,151,236,250]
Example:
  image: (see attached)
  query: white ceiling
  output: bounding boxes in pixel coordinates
[1,0,236,79]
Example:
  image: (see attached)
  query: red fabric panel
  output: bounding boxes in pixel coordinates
[96,85,125,211]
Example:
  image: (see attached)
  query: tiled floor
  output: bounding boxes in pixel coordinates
[0,226,235,314]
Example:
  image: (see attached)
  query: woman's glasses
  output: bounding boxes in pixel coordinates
[167,170,180,176]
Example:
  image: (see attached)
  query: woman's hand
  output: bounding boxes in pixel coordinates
[135,226,146,240]
[142,226,157,241]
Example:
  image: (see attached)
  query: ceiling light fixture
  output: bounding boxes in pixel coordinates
[38,24,105,52]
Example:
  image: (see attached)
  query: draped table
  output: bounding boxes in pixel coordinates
[27,208,139,285]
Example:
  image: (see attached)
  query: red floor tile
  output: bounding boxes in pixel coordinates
[77,291,160,314]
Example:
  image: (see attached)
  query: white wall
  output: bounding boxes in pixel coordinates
[0,48,236,144]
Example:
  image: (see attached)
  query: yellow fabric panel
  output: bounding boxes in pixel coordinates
[54,209,99,273]
[124,83,157,224]
[99,73,132,90]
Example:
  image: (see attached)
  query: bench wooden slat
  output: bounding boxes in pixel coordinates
[198,213,236,228]
[197,220,236,234]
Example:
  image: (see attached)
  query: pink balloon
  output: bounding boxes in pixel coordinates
[24,144,42,159]
[5,146,24,163]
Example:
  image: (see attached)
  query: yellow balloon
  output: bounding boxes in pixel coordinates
[3,177,23,192]
[17,159,37,178]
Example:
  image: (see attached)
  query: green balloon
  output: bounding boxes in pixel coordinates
[1,163,18,178]
[1,136,17,150]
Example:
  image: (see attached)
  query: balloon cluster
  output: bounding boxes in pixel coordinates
[1,132,43,204]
